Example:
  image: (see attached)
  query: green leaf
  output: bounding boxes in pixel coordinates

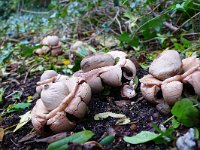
[140,14,167,40]
[47,130,94,150]
[153,128,175,144]
[7,102,31,113]
[174,43,185,51]
[171,118,180,129]
[20,44,42,57]
[0,43,14,64]
[0,88,5,104]
[171,98,200,127]
[99,135,115,145]
[12,91,22,100]
[180,37,192,48]
[76,47,88,58]
[194,128,199,140]
[124,131,160,144]
[118,32,139,47]
[71,57,82,72]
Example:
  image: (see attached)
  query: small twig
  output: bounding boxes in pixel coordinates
[182,32,200,36]
[5,90,21,99]
[97,7,121,35]
[161,116,174,125]
[23,64,38,84]
[174,12,200,33]
[59,0,69,4]
[10,138,19,147]
[20,9,49,14]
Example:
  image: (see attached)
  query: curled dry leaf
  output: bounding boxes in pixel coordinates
[94,112,126,120]
[94,112,131,125]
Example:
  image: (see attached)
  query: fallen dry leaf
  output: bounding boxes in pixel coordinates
[94,112,131,125]
[0,128,4,141]
[94,112,126,120]
[115,117,131,125]
[13,110,31,132]
[35,132,67,143]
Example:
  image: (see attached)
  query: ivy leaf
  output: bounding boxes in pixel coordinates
[124,131,160,144]
[6,102,31,113]
[76,47,88,58]
[20,44,42,57]
[118,32,139,47]
[171,98,200,127]
[47,130,94,150]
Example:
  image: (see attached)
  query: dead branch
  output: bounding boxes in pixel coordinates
[147,6,178,32]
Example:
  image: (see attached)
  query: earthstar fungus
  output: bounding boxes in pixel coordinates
[140,50,200,113]
[31,51,137,134]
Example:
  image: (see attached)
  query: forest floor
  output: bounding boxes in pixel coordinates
[1,66,174,150]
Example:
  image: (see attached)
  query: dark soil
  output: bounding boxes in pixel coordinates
[0,68,174,150]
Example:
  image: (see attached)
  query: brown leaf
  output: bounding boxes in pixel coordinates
[35,132,67,143]
[19,132,37,143]
[0,128,4,142]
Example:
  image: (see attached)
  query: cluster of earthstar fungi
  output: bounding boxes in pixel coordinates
[31,36,200,137]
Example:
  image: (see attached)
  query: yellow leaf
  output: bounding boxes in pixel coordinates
[94,112,126,120]
[13,111,31,132]
[63,59,70,65]
[26,96,33,102]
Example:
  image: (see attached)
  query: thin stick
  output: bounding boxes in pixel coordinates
[174,12,200,33]
[20,9,49,15]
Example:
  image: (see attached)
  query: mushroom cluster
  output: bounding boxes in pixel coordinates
[35,36,63,56]
[140,50,200,113]
[32,70,91,134]
[74,51,137,98]
[31,51,137,134]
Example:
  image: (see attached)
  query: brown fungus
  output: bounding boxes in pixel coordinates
[149,50,182,80]
[35,36,63,56]
[140,50,200,110]
[31,50,138,134]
